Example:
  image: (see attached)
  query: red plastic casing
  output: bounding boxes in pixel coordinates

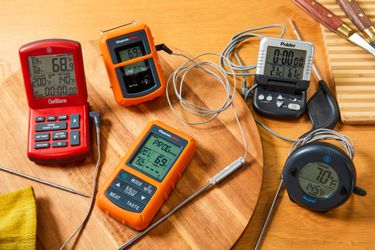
[19,39,90,164]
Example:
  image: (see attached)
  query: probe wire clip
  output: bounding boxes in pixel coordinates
[100,21,136,34]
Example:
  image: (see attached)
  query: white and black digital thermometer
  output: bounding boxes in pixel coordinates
[253,37,314,119]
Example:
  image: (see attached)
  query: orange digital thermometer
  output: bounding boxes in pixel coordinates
[99,24,166,106]
[96,120,196,230]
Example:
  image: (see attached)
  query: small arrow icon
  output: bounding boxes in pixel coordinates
[73,135,77,139]
[73,119,77,123]
[116,183,121,187]
[141,195,146,200]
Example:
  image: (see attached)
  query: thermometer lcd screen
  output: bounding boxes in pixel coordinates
[130,133,183,182]
[264,47,307,80]
[298,162,339,199]
[28,54,78,98]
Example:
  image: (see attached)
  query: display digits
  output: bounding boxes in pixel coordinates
[29,54,78,98]
[266,47,306,80]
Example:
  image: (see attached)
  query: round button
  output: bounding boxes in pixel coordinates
[266,95,273,101]
[258,94,265,100]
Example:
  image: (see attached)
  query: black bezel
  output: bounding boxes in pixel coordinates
[106,30,161,98]
[282,142,356,212]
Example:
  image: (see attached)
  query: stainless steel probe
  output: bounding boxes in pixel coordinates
[0,166,89,198]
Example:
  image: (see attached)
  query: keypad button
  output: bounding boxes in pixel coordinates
[35,116,45,122]
[70,131,80,146]
[288,103,301,111]
[52,131,68,140]
[47,116,56,121]
[52,141,68,148]
[105,188,128,208]
[124,174,157,196]
[123,185,139,199]
[276,101,284,108]
[140,183,157,196]
[117,170,132,182]
[34,142,50,149]
[70,114,80,129]
[58,115,68,121]
[135,192,151,205]
[35,122,67,132]
[111,179,126,192]
[35,133,50,142]
[122,199,145,213]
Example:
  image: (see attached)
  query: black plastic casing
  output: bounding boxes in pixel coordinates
[252,74,309,119]
[282,142,356,212]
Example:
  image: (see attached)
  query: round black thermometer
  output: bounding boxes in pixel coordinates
[282,142,366,212]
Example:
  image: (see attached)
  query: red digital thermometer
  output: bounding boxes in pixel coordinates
[19,39,90,164]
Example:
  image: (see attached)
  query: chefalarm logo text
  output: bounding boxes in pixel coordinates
[48,98,67,105]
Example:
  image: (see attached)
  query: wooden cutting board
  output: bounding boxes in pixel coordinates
[319,0,375,124]
[0,41,263,249]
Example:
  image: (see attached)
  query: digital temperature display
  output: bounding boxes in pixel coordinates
[264,46,307,80]
[28,54,78,98]
[298,162,339,199]
[130,133,182,182]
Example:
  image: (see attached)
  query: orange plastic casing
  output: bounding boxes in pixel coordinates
[96,120,196,230]
[99,24,166,106]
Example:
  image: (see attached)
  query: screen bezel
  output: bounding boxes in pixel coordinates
[126,124,188,183]
[19,39,88,109]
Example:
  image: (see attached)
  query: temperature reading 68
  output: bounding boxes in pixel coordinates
[28,54,78,98]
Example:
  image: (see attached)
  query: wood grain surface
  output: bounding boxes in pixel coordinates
[0,1,374,250]
[0,40,263,249]
[320,0,375,124]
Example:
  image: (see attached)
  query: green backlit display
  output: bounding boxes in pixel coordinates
[130,133,182,182]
